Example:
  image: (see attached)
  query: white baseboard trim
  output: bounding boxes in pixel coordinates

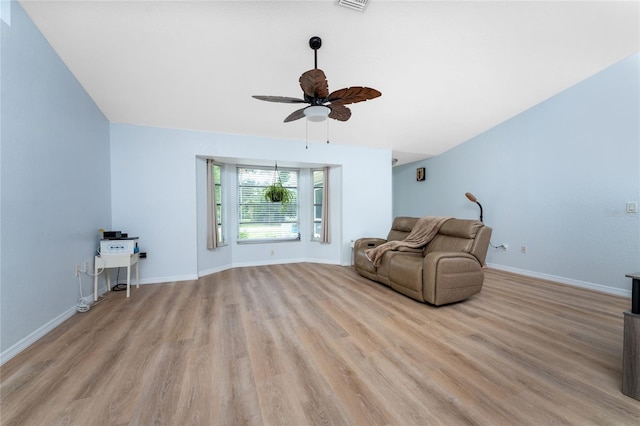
[198,265,232,278]
[139,274,199,285]
[0,305,77,366]
[91,275,199,300]
[486,263,631,298]
[302,258,342,266]
[197,258,342,278]
[232,258,307,269]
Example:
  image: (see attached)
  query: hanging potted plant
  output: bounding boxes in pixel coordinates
[264,163,294,209]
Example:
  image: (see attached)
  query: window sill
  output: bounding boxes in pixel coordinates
[237,238,301,245]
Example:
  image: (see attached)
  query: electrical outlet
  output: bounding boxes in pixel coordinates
[520,245,527,254]
[270,250,275,256]
[75,262,89,276]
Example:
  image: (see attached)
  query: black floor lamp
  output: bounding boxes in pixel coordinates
[465,192,483,222]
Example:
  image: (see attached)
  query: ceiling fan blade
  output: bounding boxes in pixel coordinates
[328,86,382,105]
[284,107,307,122]
[252,95,307,104]
[299,69,329,99]
[328,104,351,121]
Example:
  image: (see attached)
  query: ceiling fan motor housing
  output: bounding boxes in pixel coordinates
[309,36,322,50]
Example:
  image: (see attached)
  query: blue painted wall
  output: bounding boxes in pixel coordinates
[393,53,640,295]
[109,123,392,280]
[1,1,111,358]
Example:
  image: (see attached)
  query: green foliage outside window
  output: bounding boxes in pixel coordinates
[237,167,299,242]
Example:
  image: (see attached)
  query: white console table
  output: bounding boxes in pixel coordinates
[94,253,139,301]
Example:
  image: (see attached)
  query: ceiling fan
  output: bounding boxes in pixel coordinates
[252,36,381,123]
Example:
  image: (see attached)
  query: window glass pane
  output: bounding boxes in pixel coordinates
[211,163,225,244]
[312,169,324,241]
[313,170,323,186]
[237,166,299,242]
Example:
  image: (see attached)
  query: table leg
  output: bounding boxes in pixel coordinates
[623,311,640,400]
[632,278,639,315]
[126,264,131,298]
[135,260,139,289]
[106,270,111,293]
[94,261,99,302]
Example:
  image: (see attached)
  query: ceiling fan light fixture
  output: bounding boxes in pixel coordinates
[304,106,330,122]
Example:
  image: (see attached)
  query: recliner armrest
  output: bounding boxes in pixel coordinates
[424,251,480,269]
[354,238,387,253]
[353,237,388,279]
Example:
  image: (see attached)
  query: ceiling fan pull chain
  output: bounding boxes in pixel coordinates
[305,120,309,149]
[326,119,330,144]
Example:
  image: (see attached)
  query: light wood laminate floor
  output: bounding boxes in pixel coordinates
[1,264,639,425]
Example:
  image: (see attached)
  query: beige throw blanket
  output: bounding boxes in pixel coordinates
[365,216,451,267]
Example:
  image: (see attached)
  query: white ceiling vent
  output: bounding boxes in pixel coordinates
[337,0,369,13]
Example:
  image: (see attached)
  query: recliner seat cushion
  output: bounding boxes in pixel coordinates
[388,253,424,301]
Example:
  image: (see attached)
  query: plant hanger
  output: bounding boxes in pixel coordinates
[264,162,294,208]
[273,162,281,185]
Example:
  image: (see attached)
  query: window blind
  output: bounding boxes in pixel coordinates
[237,166,299,242]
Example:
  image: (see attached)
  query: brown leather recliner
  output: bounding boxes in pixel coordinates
[353,217,492,306]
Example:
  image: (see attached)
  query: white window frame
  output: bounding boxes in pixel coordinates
[212,162,226,245]
[236,166,300,243]
[311,169,324,241]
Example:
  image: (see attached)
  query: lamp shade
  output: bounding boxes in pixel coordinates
[304,106,330,122]
[464,192,483,222]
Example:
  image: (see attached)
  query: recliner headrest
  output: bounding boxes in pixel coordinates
[391,217,418,233]
[438,219,483,239]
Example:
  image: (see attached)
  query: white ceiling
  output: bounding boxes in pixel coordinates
[18,0,640,166]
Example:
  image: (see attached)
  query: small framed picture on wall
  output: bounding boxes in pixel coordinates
[416,167,426,182]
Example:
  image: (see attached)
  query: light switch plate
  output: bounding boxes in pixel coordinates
[626,202,638,214]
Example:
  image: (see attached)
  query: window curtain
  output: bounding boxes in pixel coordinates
[206,159,219,250]
[320,166,330,243]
